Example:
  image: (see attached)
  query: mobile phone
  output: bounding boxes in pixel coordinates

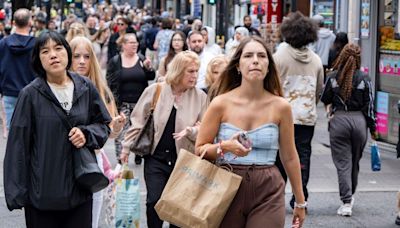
[238,132,252,149]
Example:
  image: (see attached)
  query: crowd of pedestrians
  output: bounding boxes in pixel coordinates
[0,2,399,228]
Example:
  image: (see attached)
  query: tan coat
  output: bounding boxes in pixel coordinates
[122,82,208,155]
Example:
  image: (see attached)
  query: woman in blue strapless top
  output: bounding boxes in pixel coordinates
[195,36,306,228]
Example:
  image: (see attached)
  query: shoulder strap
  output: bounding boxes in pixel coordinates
[150,83,162,111]
[51,102,73,131]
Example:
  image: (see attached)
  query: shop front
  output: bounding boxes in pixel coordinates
[375,0,400,144]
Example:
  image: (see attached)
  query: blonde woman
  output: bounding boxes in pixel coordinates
[65,22,90,43]
[69,36,125,228]
[204,55,228,94]
[121,51,207,228]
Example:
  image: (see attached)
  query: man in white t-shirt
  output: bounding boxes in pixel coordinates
[187,31,216,89]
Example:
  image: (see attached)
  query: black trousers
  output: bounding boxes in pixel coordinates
[24,199,92,228]
[144,156,179,228]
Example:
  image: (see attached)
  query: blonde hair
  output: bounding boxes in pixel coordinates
[165,51,200,86]
[116,33,137,49]
[205,55,228,88]
[66,22,90,43]
[69,36,117,117]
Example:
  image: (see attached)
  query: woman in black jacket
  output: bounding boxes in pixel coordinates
[321,43,377,217]
[3,31,111,227]
[106,32,155,164]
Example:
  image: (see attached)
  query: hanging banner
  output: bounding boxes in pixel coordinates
[266,0,282,23]
[361,0,370,38]
[193,0,201,18]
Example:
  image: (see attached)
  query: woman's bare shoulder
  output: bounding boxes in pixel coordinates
[269,96,291,113]
[209,92,235,110]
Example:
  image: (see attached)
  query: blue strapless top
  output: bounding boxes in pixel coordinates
[217,123,279,165]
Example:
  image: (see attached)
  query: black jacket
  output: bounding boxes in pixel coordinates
[4,72,111,211]
[320,70,376,134]
[106,54,155,108]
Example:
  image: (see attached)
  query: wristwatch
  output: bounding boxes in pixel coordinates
[294,201,308,209]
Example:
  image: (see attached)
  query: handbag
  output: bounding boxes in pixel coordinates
[155,149,243,228]
[50,101,109,193]
[371,141,381,171]
[129,83,162,156]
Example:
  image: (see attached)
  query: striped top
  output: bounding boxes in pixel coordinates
[217,123,279,165]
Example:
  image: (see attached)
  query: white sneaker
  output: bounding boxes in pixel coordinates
[350,197,355,207]
[337,203,352,216]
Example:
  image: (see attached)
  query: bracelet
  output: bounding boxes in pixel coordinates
[217,140,224,158]
[294,201,308,209]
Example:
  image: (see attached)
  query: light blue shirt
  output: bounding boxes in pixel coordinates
[217,123,279,165]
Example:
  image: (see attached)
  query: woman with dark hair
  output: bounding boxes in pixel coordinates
[273,11,324,210]
[3,31,111,227]
[157,31,188,80]
[327,32,349,69]
[108,16,134,61]
[321,43,376,217]
[106,32,156,164]
[196,36,306,227]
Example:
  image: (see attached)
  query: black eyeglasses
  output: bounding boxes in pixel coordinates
[117,23,125,26]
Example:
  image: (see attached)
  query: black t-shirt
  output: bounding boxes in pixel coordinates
[118,61,149,103]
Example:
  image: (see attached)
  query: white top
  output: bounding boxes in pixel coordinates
[48,80,74,112]
[196,50,216,89]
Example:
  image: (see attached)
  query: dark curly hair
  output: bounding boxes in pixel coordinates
[280,11,318,48]
[332,43,361,101]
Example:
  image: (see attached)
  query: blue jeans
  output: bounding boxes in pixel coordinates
[3,96,17,130]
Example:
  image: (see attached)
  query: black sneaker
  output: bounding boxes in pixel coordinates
[396,215,400,225]
[135,155,142,165]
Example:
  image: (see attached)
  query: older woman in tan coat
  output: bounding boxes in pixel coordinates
[120,51,207,228]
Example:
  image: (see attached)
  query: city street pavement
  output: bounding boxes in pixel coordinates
[0,103,399,228]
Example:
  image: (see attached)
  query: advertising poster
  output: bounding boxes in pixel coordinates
[376,91,389,136]
[361,0,370,38]
[379,54,400,75]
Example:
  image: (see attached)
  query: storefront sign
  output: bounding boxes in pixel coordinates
[376,91,389,136]
[361,0,370,38]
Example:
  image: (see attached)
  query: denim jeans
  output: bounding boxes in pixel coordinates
[3,96,18,129]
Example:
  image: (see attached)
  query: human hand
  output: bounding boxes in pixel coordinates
[112,112,127,133]
[69,127,86,148]
[371,131,379,140]
[143,58,152,70]
[120,151,129,164]
[292,208,306,227]
[222,133,252,157]
[173,127,192,141]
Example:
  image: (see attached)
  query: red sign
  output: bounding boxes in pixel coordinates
[251,0,282,24]
[266,0,282,23]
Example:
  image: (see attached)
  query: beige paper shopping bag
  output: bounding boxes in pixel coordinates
[155,149,242,228]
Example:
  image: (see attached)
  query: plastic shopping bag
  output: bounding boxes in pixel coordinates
[115,168,140,228]
[371,141,381,171]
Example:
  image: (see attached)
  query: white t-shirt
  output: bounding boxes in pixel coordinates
[48,80,74,112]
[196,50,216,89]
